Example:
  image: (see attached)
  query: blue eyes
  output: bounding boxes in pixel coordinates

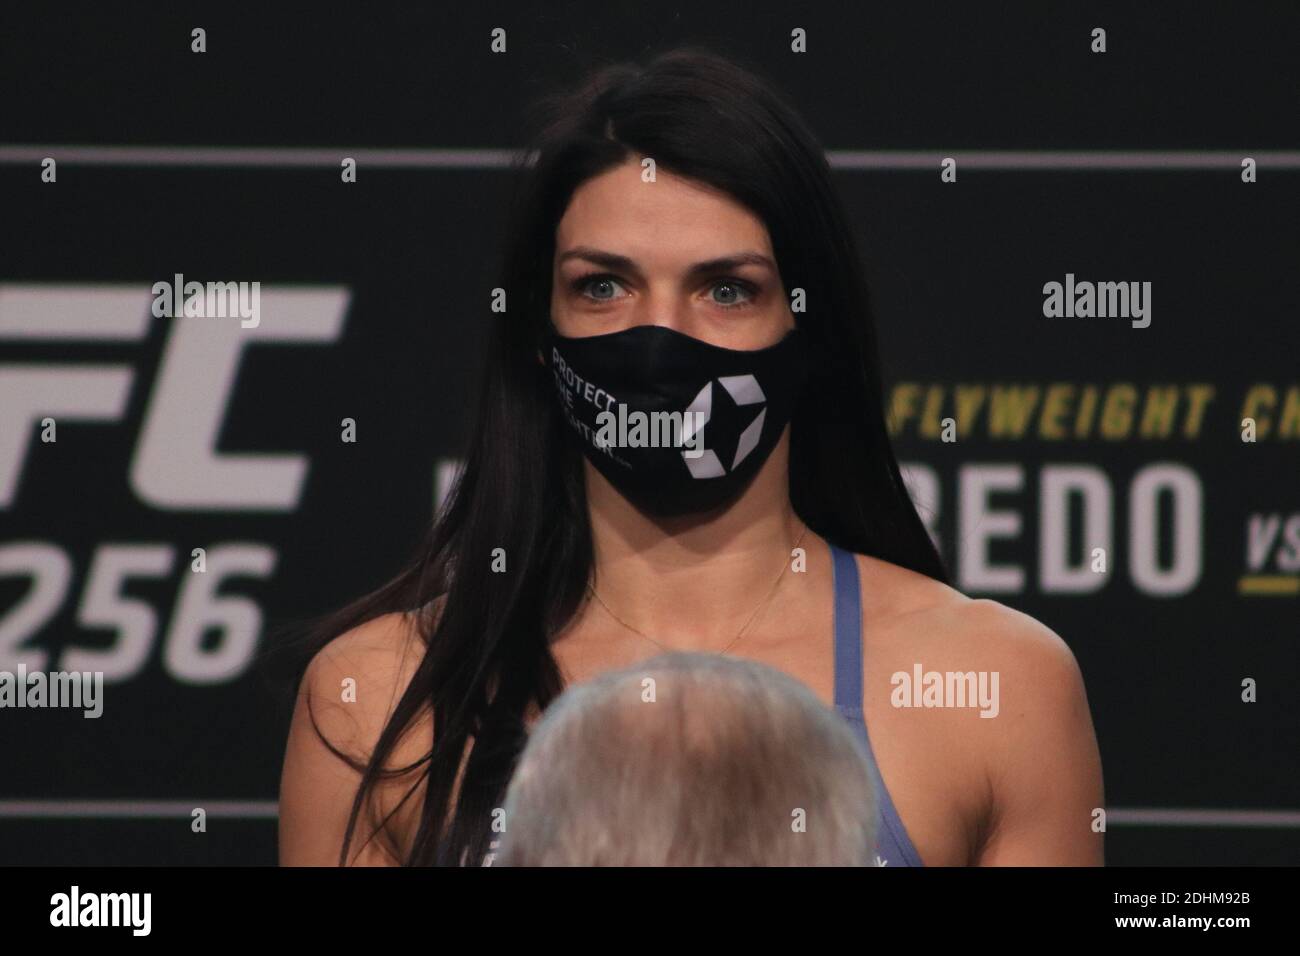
[582,277,625,301]
[573,275,755,309]
[709,281,750,307]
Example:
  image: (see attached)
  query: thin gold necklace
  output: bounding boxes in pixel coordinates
[586,522,809,655]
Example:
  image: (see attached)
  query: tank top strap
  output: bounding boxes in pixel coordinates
[829,542,864,720]
[828,540,926,867]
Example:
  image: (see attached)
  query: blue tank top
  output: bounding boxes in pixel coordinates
[485,544,925,867]
[830,542,925,867]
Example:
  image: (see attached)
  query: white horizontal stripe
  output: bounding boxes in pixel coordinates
[1,145,1298,171]
[0,800,279,818]
[1,801,1298,827]
[0,146,526,168]
[829,150,1300,170]
[1106,808,1300,828]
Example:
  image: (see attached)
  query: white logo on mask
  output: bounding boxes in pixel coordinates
[681,374,767,478]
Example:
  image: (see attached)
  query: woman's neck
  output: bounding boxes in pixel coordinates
[582,436,809,650]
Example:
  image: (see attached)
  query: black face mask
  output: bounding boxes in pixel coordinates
[543,322,810,516]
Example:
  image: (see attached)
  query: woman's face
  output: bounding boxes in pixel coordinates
[550,157,794,350]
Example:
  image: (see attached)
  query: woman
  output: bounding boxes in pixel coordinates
[278,48,1104,867]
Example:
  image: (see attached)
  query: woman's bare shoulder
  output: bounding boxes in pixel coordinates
[303,610,428,736]
[853,551,969,625]
[853,551,1079,675]
[280,606,437,866]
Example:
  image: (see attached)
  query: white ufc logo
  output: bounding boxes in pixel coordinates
[0,283,350,510]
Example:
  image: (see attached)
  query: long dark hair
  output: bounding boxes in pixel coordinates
[299,46,947,867]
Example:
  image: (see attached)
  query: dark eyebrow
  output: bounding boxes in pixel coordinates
[556,247,777,276]
[685,253,777,277]
[556,247,638,273]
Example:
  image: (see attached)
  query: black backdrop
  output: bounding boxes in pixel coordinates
[1,2,1297,865]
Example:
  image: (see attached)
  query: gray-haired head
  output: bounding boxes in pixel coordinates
[495,652,878,866]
